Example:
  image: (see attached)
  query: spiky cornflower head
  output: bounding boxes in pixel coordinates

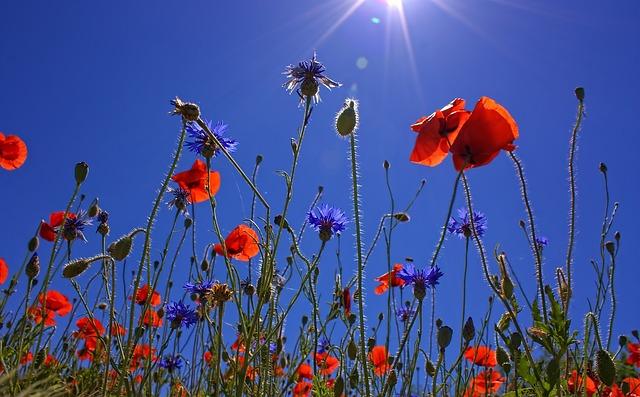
[183,280,214,302]
[396,305,416,323]
[167,187,191,213]
[447,208,487,239]
[204,282,233,307]
[96,210,109,236]
[307,204,348,242]
[283,52,341,103]
[185,119,238,158]
[62,210,92,242]
[159,355,183,372]
[165,301,198,329]
[397,264,444,300]
[317,337,331,354]
[169,97,200,121]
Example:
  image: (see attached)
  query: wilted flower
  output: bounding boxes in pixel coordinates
[397,264,444,300]
[206,282,233,306]
[165,301,198,329]
[283,52,341,103]
[307,204,347,241]
[186,120,237,158]
[447,208,487,239]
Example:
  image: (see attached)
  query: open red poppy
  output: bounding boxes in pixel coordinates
[214,224,260,261]
[297,363,313,380]
[464,346,497,367]
[293,380,312,397]
[74,317,105,351]
[140,309,163,328]
[40,211,77,242]
[464,369,504,397]
[134,284,161,307]
[314,352,340,375]
[0,132,28,170]
[450,97,518,171]
[171,159,221,203]
[0,258,8,284]
[410,99,470,167]
[374,264,406,295]
[369,345,391,376]
[567,370,597,397]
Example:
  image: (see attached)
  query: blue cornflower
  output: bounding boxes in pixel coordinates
[184,280,214,297]
[536,236,549,249]
[185,119,238,158]
[397,264,444,300]
[167,187,191,212]
[447,208,487,239]
[307,204,348,241]
[317,337,331,354]
[396,305,416,323]
[159,355,183,372]
[165,301,198,329]
[283,52,341,103]
[63,210,92,242]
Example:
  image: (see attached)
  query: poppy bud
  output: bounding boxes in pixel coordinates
[509,332,522,350]
[184,217,192,229]
[301,78,319,99]
[200,258,209,272]
[575,87,585,101]
[170,97,200,122]
[62,258,91,278]
[134,326,145,340]
[463,317,475,342]
[595,350,616,386]
[387,370,397,387]
[108,235,133,261]
[619,335,628,347]
[274,215,289,229]
[393,212,410,222]
[605,241,615,256]
[425,360,436,377]
[599,162,608,173]
[243,283,255,296]
[437,326,453,350]
[334,376,345,396]
[496,346,510,367]
[74,162,89,185]
[348,339,357,360]
[28,236,39,252]
[301,315,308,326]
[335,99,359,137]
[26,253,40,280]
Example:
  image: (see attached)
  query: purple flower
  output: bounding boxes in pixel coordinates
[535,236,549,249]
[165,301,198,329]
[184,280,214,297]
[159,355,183,372]
[317,337,331,354]
[308,204,347,241]
[167,187,191,212]
[283,52,341,103]
[185,119,238,158]
[62,210,92,242]
[447,208,487,239]
[397,264,444,300]
[396,305,416,323]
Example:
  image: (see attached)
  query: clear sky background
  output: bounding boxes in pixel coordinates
[1,0,638,351]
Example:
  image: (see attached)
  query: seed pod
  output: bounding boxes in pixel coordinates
[28,236,39,252]
[335,99,359,137]
[75,162,89,185]
[595,350,616,386]
[200,258,209,272]
[26,253,40,280]
[437,326,453,350]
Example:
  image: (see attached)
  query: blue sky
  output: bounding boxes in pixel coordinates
[1,0,638,351]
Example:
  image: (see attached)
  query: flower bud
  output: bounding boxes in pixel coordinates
[98,223,110,236]
[605,241,615,256]
[599,162,608,173]
[619,335,628,347]
[425,360,436,377]
[463,317,475,342]
[97,302,108,310]
[393,212,410,222]
[184,217,193,229]
[28,236,39,252]
[63,258,91,278]
[74,162,89,185]
[200,258,209,272]
[88,200,100,218]
[437,325,453,350]
[26,253,40,280]
[301,78,319,99]
[108,235,133,261]
[575,87,585,101]
[348,339,357,360]
[335,99,359,137]
[595,349,616,386]
[383,160,390,169]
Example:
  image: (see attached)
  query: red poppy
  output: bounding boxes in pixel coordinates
[464,346,497,367]
[140,309,163,328]
[214,224,260,261]
[130,344,156,371]
[567,370,597,397]
[0,258,8,284]
[464,369,504,396]
[203,351,213,365]
[623,377,640,396]
[73,317,105,351]
[171,159,221,203]
[44,354,58,367]
[369,345,391,376]
[297,363,313,380]
[627,343,640,367]
[40,211,77,242]
[342,287,351,317]
[134,284,161,307]
[293,380,312,397]
[315,352,340,376]
[410,98,470,167]
[29,290,72,326]
[450,97,518,171]
[231,356,256,381]
[20,352,33,366]
[374,264,406,295]
[0,132,28,170]
[604,384,625,397]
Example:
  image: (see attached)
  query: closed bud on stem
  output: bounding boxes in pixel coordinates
[108,228,144,261]
[599,162,608,173]
[200,258,209,272]
[425,360,436,377]
[335,99,359,137]
[26,253,40,280]
[255,154,263,165]
[74,162,89,185]
[605,240,615,256]
[88,200,100,218]
[463,317,475,342]
[383,160,390,169]
[595,350,616,386]
[97,302,108,310]
[437,325,453,350]
[619,335,628,347]
[575,87,585,101]
[28,236,39,252]
[184,217,193,229]
[393,212,410,222]
[62,258,91,278]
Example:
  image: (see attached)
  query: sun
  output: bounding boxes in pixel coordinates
[386,0,403,8]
